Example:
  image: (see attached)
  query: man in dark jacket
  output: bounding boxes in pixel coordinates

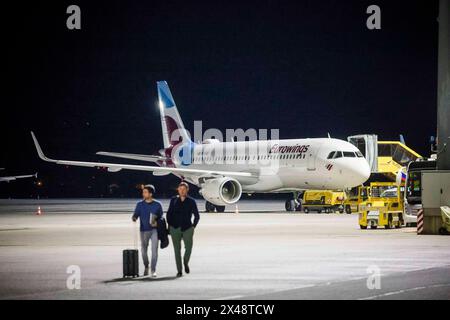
[166,181,200,277]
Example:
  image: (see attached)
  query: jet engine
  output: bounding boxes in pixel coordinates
[199,177,242,206]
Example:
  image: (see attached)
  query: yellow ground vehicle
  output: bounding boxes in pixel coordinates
[439,206,450,235]
[303,190,345,213]
[358,183,404,229]
[344,186,370,214]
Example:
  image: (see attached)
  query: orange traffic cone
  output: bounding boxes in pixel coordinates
[35,206,42,216]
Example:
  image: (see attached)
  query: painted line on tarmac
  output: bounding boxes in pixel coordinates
[211,295,244,300]
[359,283,450,300]
[212,284,318,300]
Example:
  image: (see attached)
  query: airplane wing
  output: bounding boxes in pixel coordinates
[31,132,252,178]
[0,173,37,182]
[96,151,167,163]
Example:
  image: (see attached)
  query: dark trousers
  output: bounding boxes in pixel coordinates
[170,226,194,273]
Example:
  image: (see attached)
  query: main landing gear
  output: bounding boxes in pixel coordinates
[285,192,303,212]
[205,201,225,213]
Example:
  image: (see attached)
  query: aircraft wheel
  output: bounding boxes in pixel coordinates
[285,199,296,212]
[385,215,393,229]
[205,201,216,213]
[216,205,225,213]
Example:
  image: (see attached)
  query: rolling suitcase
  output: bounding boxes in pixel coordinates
[123,249,139,278]
[123,222,139,278]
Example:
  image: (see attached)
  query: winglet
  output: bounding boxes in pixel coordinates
[30,131,55,163]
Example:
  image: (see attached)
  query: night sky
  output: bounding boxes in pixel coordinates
[2,0,439,198]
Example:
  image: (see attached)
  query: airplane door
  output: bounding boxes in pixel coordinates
[307,144,320,171]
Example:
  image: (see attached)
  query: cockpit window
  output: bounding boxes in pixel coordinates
[327,151,336,159]
[333,151,343,159]
[343,151,356,157]
[356,151,364,158]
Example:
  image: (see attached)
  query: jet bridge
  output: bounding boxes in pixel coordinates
[348,134,422,182]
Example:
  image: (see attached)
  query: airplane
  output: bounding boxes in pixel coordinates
[31,81,370,212]
[0,169,37,183]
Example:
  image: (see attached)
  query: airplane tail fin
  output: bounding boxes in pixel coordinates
[157,81,192,149]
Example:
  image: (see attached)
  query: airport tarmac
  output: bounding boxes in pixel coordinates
[0,199,449,300]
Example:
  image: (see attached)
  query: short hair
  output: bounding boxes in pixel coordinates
[178,181,189,189]
[143,184,155,194]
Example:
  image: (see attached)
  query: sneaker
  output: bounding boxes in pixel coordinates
[151,272,157,278]
[144,267,149,276]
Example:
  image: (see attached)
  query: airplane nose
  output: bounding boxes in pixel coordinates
[354,160,371,184]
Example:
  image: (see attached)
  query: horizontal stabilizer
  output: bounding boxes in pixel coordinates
[0,173,37,182]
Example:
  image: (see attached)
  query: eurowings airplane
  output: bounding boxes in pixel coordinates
[0,169,37,183]
[31,81,370,212]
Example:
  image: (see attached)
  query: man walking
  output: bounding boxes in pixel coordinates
[167,181,200,277]
[132,184,163,277]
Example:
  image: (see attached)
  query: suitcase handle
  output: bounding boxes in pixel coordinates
[133,221,138,249]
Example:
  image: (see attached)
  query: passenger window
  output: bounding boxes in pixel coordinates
[327,151,336,159]
[343,151,356,157]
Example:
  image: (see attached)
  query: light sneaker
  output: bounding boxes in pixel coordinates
[144,267,149,276]
[151,272,157,278]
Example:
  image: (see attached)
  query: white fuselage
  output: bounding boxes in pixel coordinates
[171,138,371,192]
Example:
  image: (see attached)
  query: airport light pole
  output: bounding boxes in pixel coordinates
[419,0,450,235]
[437,0,450,170]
